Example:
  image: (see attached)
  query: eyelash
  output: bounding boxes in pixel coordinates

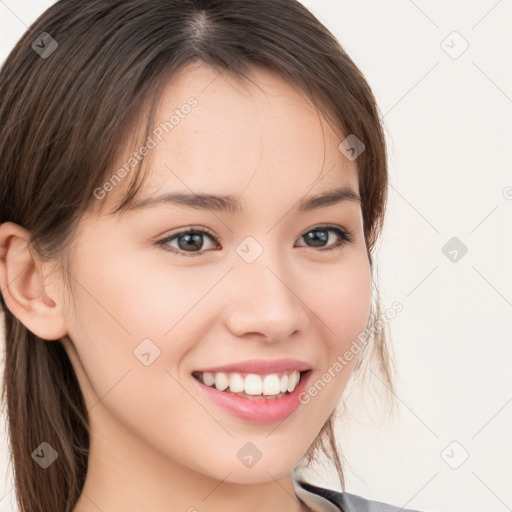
[156,224,354,258]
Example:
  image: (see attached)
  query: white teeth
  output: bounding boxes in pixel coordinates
[279,374,289,393]
[197,370,302,396]
[229,373,245,393]
[287,371,300,392]
[214,372,229,391]
[245,374,263,395]
[203,372,215,387]
[262,374,281,395]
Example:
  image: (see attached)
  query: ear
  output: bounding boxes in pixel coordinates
[0,221,68,341]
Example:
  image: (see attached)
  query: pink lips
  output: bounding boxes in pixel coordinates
[193,358,312,375]
[193,369,312,423]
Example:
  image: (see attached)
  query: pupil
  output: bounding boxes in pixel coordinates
[306,230,327,247]
[179,233,202,251]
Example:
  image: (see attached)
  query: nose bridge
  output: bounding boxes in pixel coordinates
[224,240,308,340]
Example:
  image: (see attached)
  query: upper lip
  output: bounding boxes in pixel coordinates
[194,358,312,375]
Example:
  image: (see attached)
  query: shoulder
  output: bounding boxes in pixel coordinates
[298,481,426,512]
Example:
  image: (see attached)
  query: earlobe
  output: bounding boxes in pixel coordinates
[0,221,68,341]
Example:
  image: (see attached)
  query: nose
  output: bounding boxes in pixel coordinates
[223,255,310,343]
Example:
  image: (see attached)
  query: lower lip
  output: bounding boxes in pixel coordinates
[192,370,312,424]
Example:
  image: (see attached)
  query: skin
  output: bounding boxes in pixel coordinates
[0,62,372,512]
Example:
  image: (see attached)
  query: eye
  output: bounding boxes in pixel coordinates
[156,224,354,257]
[156,227,220,258]
[296,225,354,251]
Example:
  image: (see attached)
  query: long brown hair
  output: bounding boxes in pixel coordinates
[0,1,395,510]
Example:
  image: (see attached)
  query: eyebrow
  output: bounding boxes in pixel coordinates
[127,185,361,214]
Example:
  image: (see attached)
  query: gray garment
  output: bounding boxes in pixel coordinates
[294,478,424,512]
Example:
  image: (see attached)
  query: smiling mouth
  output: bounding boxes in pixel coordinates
[192,370,309,399]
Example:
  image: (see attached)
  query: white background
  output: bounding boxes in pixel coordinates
[0,1,511,511]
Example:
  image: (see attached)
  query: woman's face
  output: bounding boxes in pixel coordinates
[60,62,372,487]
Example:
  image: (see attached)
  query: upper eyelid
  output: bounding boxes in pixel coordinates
[161,224,345,237]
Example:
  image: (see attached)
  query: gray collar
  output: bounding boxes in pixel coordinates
[293,468,341,512]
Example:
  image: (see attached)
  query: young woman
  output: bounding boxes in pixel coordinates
[0,1,425,511]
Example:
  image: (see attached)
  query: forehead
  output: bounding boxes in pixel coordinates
[101,62,359,216]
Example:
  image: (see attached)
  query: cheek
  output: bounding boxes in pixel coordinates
[286,255,372,440]
[64,250,220,410]
[329,265,372,343]
[297,254,372,353]
[71,246,217,343]
[63,264,198,455]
